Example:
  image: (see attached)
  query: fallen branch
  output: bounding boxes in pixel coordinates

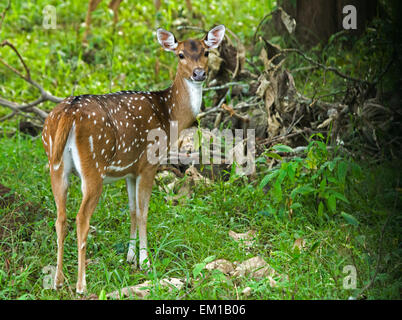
[203,81,248,92]
[0,39,63,121]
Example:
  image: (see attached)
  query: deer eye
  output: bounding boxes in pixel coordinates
[204,51,209,57]
[178,53,185,59]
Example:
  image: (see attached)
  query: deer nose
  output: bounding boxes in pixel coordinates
[192,68,206,81]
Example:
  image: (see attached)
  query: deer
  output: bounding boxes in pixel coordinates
[41,25,225,294]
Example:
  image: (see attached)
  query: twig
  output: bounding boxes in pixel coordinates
[203,82,247,92]
[221,103,250,123]
[291,66,318,73]
[253,12,274,44]
[282,48,372,85]
[258,128,311,147]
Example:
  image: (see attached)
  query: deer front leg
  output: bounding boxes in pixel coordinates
[135,168,157,270]
[126,177,137,266]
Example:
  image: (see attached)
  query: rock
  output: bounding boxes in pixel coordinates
[106,277,185,299]
[233,256,275,279]
[205,259,235,275]
[228,230,257,249]
[106,281,151,299]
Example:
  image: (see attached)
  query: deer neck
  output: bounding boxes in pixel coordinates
[168,72,203,133]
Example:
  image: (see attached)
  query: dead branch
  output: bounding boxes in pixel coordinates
[0,40,63,121]
[221,103,250,124]
[202,82,248,92]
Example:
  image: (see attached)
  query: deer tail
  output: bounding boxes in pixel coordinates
[52,115,74,167]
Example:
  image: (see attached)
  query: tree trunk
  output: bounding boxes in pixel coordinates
[281,0,378,46]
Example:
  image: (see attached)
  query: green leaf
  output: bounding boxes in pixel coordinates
[264,152,283,160]
[277,167,288,183]
[272,144,294,153]
[337,161,348,184]
[318,201,324,217]
[287,164,296,182]
[99,289,107,300]
[332,191,349,203]
[259,171,278,188]
[319,178,327,192]
[309,241,320,253]
[290,185,316,199]
[193,255,216,278]
[328,194,336,212]
[327,160,336,172]
[290,202,302,210]
[273,180,283,203]
[192,263,205,278]
[203,255,216,264]
[341,212,359,226]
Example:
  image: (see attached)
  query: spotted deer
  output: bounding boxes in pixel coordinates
[42,25,225,294]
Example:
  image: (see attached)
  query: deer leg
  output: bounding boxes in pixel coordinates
[76,178,102,294]
[83,0,102,44]
[126,176,137,266]
[50,163,69,289]
[135,168,157,270]
[108,0,122,24]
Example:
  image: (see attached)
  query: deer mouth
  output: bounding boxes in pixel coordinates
[190,76,205,83]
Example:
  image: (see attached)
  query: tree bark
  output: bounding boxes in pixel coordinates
[281,0,378,46]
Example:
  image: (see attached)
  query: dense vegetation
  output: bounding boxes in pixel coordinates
[0,0,400,299]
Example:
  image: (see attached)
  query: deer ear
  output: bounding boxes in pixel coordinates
[157,28,178,52]
[204,25,225,49]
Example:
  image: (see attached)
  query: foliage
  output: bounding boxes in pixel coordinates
[259,135,362,225]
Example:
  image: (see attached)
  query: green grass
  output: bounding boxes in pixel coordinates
[0,130,400,299]
[0,0,271,118]
[0,1,401,300]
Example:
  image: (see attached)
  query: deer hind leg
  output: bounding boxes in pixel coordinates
[75,176,103,294]
[135,167,157,271]
[72,124,106,294]
[126,176,137,266]
[50,160,71,290]
[83,0,102,44]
